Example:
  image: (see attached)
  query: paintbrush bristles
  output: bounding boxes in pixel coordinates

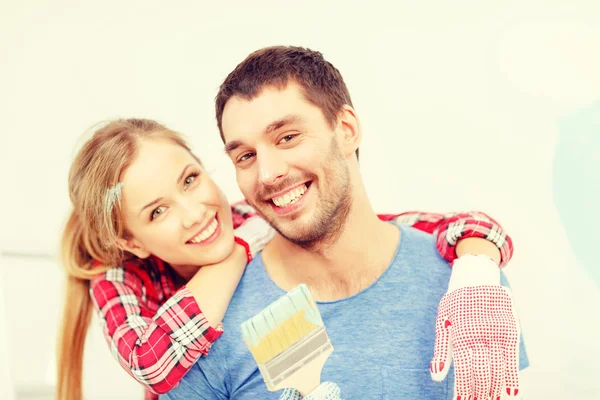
[245,311,319,364]
[241,285,333,394]
[241,284,324,364]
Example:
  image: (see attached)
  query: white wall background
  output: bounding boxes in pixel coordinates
[1,0,599,399]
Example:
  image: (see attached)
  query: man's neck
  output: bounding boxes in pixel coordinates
[261,198,400,302]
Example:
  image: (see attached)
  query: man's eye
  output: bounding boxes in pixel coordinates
[279,135,297,144]
[151,206,166,221]
[238,152,255,163]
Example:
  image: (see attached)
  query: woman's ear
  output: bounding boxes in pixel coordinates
[116,237,150,259]
[335,104,361,159]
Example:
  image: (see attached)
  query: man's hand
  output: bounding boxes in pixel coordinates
[279,382,342,400]
[430,255,522,400]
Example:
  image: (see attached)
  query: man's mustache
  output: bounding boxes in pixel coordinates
[256,173,316,201]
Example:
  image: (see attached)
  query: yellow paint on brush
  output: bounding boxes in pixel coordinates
[246,310,319,364]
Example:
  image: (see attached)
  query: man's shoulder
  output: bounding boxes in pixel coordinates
[395,222,436,240]
[237,252,276,296]
[223,252,285,329]
[387,223,451,286]
[393,223,439,260]
[166,253,284,400]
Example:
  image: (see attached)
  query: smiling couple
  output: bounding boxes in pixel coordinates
[58,46,527,400]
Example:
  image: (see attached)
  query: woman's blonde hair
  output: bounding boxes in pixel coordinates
[57,118,195,400]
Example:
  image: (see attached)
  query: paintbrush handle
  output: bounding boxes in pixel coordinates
[273,346,333,395]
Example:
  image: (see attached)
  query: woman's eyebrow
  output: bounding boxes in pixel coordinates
[138,164,196,216]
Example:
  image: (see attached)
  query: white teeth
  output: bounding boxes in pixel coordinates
[190,218,218,243]
[272,185,307,208]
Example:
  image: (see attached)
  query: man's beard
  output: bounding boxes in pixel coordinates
[248,139,352,251]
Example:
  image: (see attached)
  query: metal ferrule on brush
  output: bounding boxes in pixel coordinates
[258,325,333,390]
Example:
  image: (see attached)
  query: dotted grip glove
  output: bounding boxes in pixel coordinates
[233,216,275,259]
[279,382,342,400]
[430,255,522,400]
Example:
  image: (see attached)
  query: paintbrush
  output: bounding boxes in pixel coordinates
[241,284,334,395]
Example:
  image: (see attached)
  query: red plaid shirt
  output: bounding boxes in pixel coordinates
[90,204,513,399]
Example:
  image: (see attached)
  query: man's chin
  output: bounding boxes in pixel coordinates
[258,205,323,243]
[274,222,324,246]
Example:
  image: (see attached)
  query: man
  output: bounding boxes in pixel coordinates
[165,46,527,399]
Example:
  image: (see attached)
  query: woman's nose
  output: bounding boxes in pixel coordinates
[180,201,208,230]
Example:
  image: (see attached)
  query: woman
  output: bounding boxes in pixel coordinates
[57,119,513,400]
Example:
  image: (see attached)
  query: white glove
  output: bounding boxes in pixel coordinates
[431,254,522,399]
[233,216,275,258]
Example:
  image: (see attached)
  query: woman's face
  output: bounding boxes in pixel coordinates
[118,137,234,273]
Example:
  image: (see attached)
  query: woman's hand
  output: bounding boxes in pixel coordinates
[185,242,249,327]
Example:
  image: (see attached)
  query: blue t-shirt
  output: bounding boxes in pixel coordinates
[164,224,528,399]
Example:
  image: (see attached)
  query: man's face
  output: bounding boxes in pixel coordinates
[222,83,352,248]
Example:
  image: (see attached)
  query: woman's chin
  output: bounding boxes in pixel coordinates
[197,239,236,265]
[161,234,236,273]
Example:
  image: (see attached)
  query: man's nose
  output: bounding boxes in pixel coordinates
[257,152,288,186]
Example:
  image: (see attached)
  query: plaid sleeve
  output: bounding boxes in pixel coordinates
[378,211,513,267]
[90,267,222,395]
[230,200,259,229]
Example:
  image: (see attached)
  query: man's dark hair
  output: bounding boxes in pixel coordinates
[215,46,358,159]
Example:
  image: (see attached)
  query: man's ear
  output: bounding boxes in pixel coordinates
[335,105,361,159]
[116,237,151,259]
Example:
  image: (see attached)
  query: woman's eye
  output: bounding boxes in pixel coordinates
[184,173,199,187]
[151,206,166,221]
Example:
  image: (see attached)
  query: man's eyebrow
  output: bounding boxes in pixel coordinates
[224,140,243,155]
[264,114,303,135]
[224,115,304,155]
